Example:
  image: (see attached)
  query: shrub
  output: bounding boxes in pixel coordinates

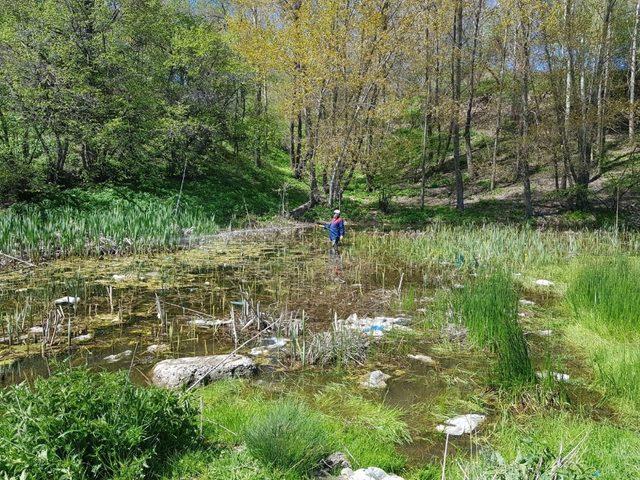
[567,256,640,337]
[243,400,333,475]
[456,270,534,387]
[0,367,197,479]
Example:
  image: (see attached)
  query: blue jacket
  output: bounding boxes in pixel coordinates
[325,218,345,241]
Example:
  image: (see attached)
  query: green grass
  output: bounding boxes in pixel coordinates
[244,400,333,475]
[485,412,640,480]
[0,149,308,261]
[455,271,535,387]
[193,380,409,476]
[0,367,197,480]
[567,255,640,338]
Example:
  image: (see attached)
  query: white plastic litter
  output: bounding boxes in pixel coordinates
[436,414,486,436]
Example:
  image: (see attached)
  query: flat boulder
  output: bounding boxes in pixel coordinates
[151,354,255,388]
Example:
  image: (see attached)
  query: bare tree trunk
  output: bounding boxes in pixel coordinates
[289,119,296,171]
[254,83,263,168]
[452,0,464,211]
[630,0,640,142]
[517,14,533,218]
[491,28,508,191]
[563,0,573,190]
[463,0,483,180]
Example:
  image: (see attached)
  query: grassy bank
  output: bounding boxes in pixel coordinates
[0,151,308,262]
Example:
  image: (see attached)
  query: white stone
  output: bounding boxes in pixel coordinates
[146,344,169,354]
[340,467,404,480]
[361,370,391,389]
[54,296,80,306]
[103,350,132,363]
[151,354,255,388]
[536,329,553,336]
[436,414,486,436]
[535,279,554,287]
[407,354,436,365]
[519,299,536,306]
[536,371,570,382]
[72,333,93,343]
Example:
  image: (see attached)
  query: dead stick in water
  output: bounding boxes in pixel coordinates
[0,251,36,267]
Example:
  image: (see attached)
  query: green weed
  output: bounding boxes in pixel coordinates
[567,256,640,337]
[243,400,333,475]
[455,271,534,387]
[0,367,197,480]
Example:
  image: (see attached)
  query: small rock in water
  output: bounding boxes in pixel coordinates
[28,326,44,335]
[146,344,169,354]
[188,318,228,328]
[103,350,133,363]
[519,299,536,306]
[361,370,391,389]
[72,333,93,343]
[536,371,570,382]
[339,466,404,480]
[535,279,554,287]
[536,329,553,336]
[407,354,436,365]
[54,296,80,306]
[436,414,486,436]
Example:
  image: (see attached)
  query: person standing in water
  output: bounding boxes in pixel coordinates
[321,209,345,247]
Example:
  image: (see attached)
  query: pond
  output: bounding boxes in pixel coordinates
[0,226,587,467]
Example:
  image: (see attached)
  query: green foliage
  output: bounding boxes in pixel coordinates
[455,271,534,387]
[567,256,640,337]
[594,347,640,411]
[0,367,197,480]
[461,448,589,479]
[488,413,640,480]
[0,194,218,260]
[243,400,333,475]
[314,384,410,471]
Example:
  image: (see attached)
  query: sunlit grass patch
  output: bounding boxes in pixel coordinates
[487,412,640,480]
[244,400,334,475]
[454,270,535,387]
[567,255,640,338]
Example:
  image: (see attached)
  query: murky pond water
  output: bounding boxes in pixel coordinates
[0,229,411,384]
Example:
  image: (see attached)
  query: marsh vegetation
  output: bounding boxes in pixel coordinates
[1,226,639,479]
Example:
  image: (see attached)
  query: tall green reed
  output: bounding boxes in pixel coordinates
[567,255,640,337]
[455,270,535,387]
[0,200,218,261]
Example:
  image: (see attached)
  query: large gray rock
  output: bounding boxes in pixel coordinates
[151,354,255,388]
[339,467,404,480]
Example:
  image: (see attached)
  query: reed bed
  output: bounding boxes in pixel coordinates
[455,270,535,387]
[352,225,640,275]
[567,255,640,337]
[0,201,218,261]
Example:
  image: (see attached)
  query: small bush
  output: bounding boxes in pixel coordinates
[455,270,534,387]
[0,367,197,479]
[243,400,333,475]
[567,256,640,337]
